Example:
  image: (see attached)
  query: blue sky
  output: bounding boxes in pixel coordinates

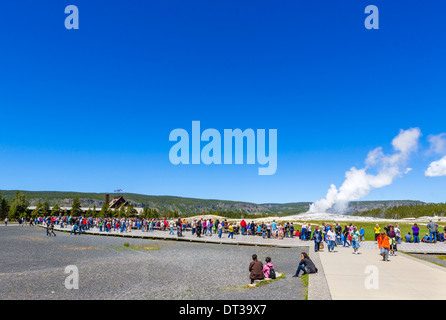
[1,0,446,204]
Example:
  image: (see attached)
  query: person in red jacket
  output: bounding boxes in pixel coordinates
[240,219,247,235]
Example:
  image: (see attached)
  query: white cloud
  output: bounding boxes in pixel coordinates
[427,133,446,155]
[425,155,446,177]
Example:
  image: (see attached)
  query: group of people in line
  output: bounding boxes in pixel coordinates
[374,220,445,245]
[10,216,446,251]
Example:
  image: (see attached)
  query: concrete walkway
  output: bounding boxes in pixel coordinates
[317,245,446,300]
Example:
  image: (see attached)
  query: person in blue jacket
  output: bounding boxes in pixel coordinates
[312,227,323,252]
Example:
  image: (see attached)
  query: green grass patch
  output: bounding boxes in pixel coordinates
[300,273,309,300]
[239,272,286,289]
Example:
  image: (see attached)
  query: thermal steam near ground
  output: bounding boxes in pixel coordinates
[309,128,422,214]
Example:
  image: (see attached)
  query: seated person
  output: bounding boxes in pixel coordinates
[438,233,445,242]
[421,233,430,243]
[263,257,276,279]
[249,254,264,284]
[405,232,412,243]
[293,252,318,278]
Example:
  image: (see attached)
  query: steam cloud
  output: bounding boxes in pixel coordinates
[309,128,421,214]
[425,133,446,177]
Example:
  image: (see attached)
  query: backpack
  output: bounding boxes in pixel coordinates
[269,266,276,279]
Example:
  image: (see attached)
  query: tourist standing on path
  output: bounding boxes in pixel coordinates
[301,223,306,241]
[169,219,175,235]
[196,219,202,238]
[351,227,361,255]
[228,223,234,239]
[380,232,391,262]
[4,217,8,226]
[271,220,277,238]
[207,219,212,236]
[120,219,126,233]
[293,252,318,278]
[359,226,365,241]
[412,223,420,243]
[261,223,266,239]
[343,226,350,247]
[278,225,284,239]
[249,254,264,284]
[327,226,336,252]
[266,222,271,239]
[335,222,342,245]
[240,219,247,235]
[218,221,223,238]
[387,226,398,256]
[426,220,439,243]
[312,227,322,252]
[176,218,183,237]
[374,224,381,243]
[395,223,401,244]
[191,219,196,236]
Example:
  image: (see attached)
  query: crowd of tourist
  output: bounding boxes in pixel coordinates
[9,215,446,249]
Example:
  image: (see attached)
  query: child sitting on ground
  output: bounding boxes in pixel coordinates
[263,257,276,279]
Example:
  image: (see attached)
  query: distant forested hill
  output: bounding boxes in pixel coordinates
[0,190,310,216]
[0,190,438,217]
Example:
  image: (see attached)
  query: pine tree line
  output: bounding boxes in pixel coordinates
[354,202,446,219]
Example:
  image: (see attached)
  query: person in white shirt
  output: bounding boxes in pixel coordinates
[326,226,337,252]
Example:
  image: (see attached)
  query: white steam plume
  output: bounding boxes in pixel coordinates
[309,128,421,214]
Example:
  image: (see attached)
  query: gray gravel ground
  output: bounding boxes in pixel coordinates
[408,253,446,268]
[0,226,307,300]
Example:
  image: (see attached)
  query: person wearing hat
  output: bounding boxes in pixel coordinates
[312,227,323,252]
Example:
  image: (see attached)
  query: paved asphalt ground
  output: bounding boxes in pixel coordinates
[0,225,307,300]
[318,245,446,300]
